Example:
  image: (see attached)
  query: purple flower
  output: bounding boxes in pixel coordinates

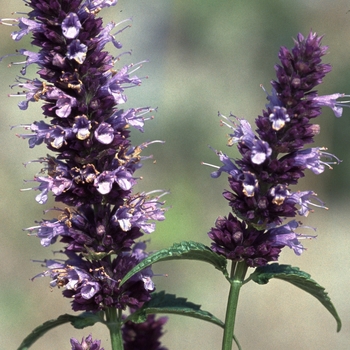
[266,220,316,256]
[11,17,44,41]
[286,190,327,216]
[312,93,345,118]
[61,13,82,39]
[279,147,341,175]
[208,32,345,266]
[112,191,167,234]
[70,334,104,350]
[268,106,290,131]
[66,39,88,64]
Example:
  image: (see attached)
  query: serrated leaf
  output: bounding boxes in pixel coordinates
[17,312,103,350]
[120,241,228,286]
[124,291,224,328]
[70,311,104,329]
[250,263,342,332]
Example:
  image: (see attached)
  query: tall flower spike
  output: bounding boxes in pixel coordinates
[2,0,167,313]
[207,32,346,267]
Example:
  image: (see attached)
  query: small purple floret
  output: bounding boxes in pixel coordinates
[70,334,104,350]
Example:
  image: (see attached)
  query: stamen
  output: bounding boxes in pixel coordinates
[201,162,220,169]
[0,18,19,26]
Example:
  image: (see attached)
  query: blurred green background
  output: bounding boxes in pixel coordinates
[1,0,350,349]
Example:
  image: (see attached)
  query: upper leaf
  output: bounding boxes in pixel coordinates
[250,263,342,332]
[120,241,228,286]
[17,312,103,350]
[124,291,224,328]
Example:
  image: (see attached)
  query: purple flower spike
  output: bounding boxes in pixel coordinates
[208,32,346,266]
[2,0,167,314]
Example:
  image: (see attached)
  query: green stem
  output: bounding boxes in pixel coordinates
[105,307,124,350]
[222,261,248,350]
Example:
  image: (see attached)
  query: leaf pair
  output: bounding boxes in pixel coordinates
[121,241,342,332]
[18,241,341,349]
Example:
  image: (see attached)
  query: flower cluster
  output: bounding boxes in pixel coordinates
[207,32,346,267]
[70,334,104,350]
[122,314,168,350]
[2,0,167,332]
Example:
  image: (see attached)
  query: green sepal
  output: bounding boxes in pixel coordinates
[250,263,342,332]
[17,312,104,350]
[120,241,228,286]
[124,291,224,328]
[82,245,114,261]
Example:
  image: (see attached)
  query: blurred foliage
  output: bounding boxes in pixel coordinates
[1,0,350,349]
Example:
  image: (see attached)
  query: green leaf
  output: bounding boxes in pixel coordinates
[17,312,103,350]
[124,291,224,328]
[120,241,228,286]
[70,311,104,329]
[250,263,342,332]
